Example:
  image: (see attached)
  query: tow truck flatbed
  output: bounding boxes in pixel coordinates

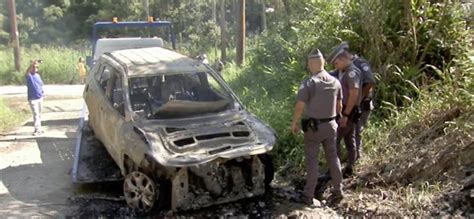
[72,105,122,183]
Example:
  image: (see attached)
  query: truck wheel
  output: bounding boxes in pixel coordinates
[123,171,157,213]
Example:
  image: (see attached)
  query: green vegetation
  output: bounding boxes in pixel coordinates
[220,0,473,167]
[0,98,28,133]
[0,47,88,85]
[217,0,473,215]
[0,1,233,50]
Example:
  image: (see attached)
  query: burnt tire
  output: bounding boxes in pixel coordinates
[258,153,274,187]
[123,171,158,213]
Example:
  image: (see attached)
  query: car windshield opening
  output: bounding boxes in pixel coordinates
[129,72,234,119]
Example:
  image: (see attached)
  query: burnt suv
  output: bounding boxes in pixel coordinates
[83,47,276,212]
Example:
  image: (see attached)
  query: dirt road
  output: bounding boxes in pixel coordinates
[0,85,338,218]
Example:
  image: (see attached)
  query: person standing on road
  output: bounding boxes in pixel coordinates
[337,42,376,161]
[77,57,87,84]
[328,46,363,177]
[291,49,344,205]
[25,60,44,136]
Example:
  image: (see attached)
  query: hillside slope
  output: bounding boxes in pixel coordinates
[333,105,473,217]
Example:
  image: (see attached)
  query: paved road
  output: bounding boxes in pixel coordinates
[0,86,84,217]
[0,85,84,98]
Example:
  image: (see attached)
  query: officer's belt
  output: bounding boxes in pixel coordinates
[311,117,336,123]
[301,117,336,132]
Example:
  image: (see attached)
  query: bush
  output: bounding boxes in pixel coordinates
[342,0,472,117]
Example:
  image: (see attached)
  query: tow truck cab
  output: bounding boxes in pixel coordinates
[93,37,164,61]
[87,20,176,67]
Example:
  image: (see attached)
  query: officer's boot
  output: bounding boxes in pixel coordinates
[342,166,353,178]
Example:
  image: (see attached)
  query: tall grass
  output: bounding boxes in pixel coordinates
[222,60,307,169]
[0,47,89,85]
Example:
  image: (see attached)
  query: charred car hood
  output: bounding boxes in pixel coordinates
[133,110,276,167]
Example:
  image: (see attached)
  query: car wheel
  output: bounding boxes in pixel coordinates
[258,153,274,187]
[123,171,157,213]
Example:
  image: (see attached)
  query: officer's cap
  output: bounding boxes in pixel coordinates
[328,42,350,64]
[307,48,323,59]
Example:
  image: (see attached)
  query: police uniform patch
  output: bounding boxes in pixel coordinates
[349,71,356,78]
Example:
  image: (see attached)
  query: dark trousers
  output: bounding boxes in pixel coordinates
[355,110,371,160]
[336,120,357,168]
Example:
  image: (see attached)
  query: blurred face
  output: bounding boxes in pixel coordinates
[32,61,39,72]
[307,58,323,73]
[332,56,349,71]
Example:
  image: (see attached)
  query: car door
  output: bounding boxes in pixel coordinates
[100,71,127,162]
[85,63,111,141]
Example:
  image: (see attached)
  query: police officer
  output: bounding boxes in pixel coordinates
[328,45,363,177]
[338,42,376,161]
[291,49,344,205]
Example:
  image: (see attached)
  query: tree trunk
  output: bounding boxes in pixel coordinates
[220,0,227,61]
[232,0,238,19]
[261,0,266,32]
[282,0,291,27]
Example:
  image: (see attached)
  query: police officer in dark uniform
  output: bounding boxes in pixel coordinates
[338,42,376,161]
[291,49,344,205]
[328,45,363,177]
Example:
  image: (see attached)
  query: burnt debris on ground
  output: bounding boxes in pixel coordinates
[66,184,338,218]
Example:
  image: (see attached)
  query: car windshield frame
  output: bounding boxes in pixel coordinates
[127,71,240,120]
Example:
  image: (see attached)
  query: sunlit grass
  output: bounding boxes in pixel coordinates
[0,47,89,85]
[0,98,29,133]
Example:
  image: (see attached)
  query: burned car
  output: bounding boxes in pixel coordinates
[83,47,276,212]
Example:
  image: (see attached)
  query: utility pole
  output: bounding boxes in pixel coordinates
[143,0,150,19]
[7,0,20,72]
[220,0,227,61]
[236,0,245,66]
